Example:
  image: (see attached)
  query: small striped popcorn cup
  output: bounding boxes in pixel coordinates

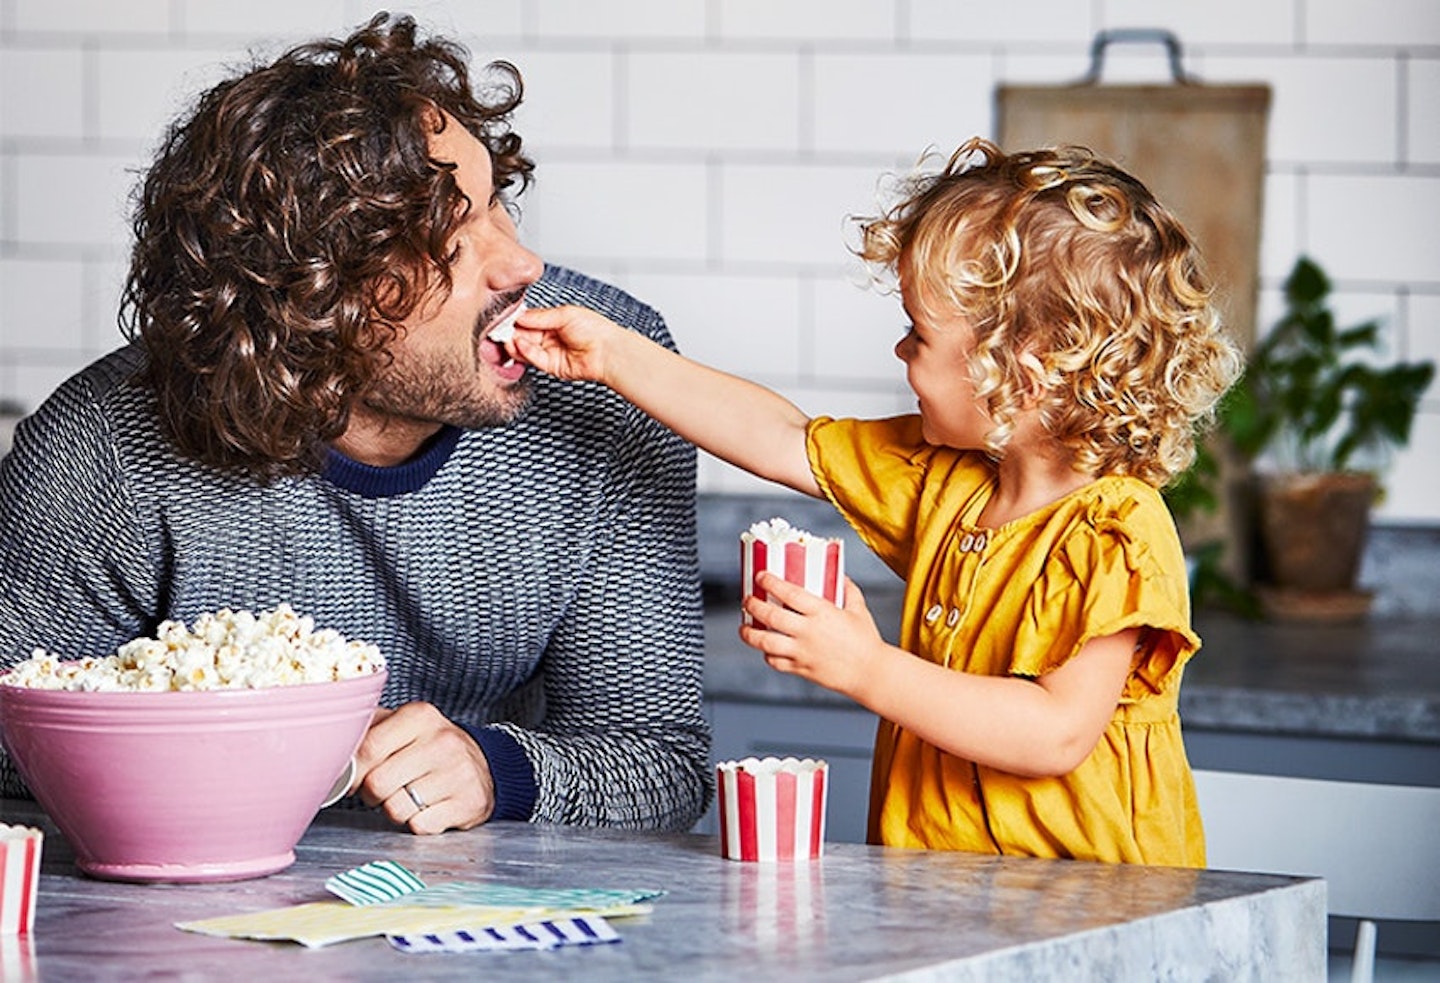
[716,757,828,862]
[740,518,844,626]
[0,824,41,935]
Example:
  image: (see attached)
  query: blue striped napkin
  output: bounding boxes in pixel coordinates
[389,914,621,953]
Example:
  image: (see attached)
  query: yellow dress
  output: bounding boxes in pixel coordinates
[807,415,1206,867]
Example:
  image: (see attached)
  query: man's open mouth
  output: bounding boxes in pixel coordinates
[479,302,526,381]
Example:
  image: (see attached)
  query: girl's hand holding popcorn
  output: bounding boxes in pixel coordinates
[741,572,892,701]
[507,304,630,386]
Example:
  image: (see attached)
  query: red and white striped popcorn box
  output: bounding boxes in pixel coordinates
[716,757,828,862]
[739,518,844,626]
[0,825,41,935]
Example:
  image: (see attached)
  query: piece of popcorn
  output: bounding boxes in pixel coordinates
[487,303,526,344]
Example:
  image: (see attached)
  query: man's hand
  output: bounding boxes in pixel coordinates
[350,702,495,834]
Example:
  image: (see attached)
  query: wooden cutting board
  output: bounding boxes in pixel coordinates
[996,37,1270,349]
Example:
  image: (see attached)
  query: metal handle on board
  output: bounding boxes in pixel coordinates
[1080,29,1195,85]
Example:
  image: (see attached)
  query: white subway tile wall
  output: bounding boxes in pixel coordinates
[0,0,1436,518]
[11,0,170,35]
[1413,57,1440,163]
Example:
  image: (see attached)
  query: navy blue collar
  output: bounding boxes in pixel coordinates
[322,425,463,498]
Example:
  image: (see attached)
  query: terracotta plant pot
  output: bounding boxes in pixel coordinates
[1255,471,1376,593]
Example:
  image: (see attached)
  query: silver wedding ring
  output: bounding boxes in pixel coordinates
[403,782,427,811]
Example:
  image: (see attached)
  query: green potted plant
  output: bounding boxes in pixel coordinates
[1220,255,1434,618]
[1162,440,1261,618]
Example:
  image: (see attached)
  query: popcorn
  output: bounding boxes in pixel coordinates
[0,605,384,692]
[487,302,526,344]
[740,518,845,625]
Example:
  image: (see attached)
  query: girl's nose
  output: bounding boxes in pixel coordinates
[894,333,914,362]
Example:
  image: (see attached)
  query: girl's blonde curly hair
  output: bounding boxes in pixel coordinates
[860,138,1243,488]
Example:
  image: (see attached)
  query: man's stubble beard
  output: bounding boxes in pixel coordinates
[362,346,535,431]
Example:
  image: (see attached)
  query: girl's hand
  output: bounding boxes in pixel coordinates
[740,573,890,699]
[508,304,627,385]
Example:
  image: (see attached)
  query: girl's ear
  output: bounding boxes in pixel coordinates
[1018,351,1047,404]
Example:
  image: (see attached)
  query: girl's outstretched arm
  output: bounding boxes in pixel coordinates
[514,305,821,497]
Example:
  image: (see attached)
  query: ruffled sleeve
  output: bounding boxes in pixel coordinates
[806,415,931,577]
[1011,488,1198,698]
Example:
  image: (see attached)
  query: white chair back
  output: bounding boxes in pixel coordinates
[1193,769,1440,983]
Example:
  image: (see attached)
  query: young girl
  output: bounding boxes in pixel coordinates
[512,138,1242,867]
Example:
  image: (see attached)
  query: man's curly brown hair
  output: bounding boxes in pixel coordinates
[119,12,534,478]
[860,138,1242,488]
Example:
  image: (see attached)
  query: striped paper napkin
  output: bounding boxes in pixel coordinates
[389,913,620,953]
[175,859,663,949]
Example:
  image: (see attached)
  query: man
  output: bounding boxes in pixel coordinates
[0,13,710,835]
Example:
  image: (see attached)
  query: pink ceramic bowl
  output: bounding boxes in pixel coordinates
[0,669,385,883]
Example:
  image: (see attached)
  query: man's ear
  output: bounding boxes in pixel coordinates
[421,103,446,135]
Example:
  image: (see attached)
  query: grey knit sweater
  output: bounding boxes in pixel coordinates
[0,265,712,831]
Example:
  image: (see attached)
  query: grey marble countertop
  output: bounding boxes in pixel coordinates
[1180,610,1440,742]
[10,800,1321,981]
[703,591,1440,744]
